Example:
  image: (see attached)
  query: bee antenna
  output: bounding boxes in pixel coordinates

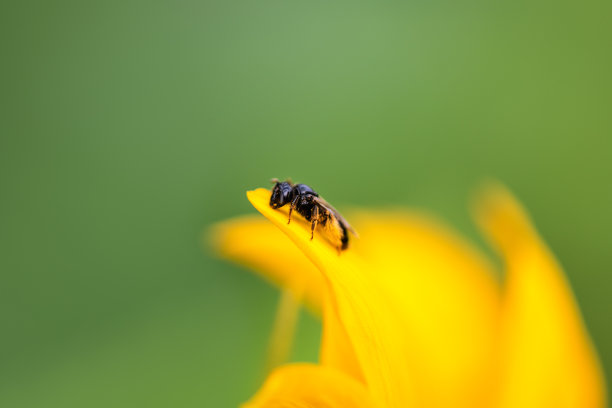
[270,178,293,185]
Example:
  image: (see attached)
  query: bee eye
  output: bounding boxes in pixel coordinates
[270,182,294,208]
[270,187,282,207]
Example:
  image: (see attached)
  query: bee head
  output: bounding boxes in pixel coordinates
[270,181,293,209]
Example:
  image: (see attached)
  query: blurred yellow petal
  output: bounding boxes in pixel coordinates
[242,364,374,408]
[264,288,301,373]
[247,188,418,408]
[319,297,365,383]
[474,184,607,408]
[349,212,501,407]
[210,215,324,314]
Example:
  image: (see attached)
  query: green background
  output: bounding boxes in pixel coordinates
[1,1,610,406]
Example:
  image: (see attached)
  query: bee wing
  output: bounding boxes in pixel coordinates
[312,196,359,238]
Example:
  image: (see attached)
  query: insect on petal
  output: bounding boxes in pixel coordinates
[247,188,419,408]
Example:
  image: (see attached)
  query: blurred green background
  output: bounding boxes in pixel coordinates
[1,0,610,406]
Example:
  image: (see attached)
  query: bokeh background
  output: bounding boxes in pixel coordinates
[1,1,610,406]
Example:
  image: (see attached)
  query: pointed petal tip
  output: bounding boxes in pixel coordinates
[206,219,230,257]
[207,214,258,256]
[471,181,536,255]
[473,182,608,408]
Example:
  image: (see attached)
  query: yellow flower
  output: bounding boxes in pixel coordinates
[211,184,606,408]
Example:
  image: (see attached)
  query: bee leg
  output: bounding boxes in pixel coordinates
[288,195,299,224]
[310,205,319,240]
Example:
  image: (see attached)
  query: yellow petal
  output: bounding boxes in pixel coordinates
[242,363,374,408]
[319,296,365,384]
[210,215,324,314]
[474,183,607,408]
[348,211,501,407]
[247,188,418,407]
[265,288,301,373]
[215,189,502,407]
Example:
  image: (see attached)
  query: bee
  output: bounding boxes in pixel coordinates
[269,179,357,251]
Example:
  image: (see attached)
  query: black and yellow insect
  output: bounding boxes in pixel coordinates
[269,179,357,251]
